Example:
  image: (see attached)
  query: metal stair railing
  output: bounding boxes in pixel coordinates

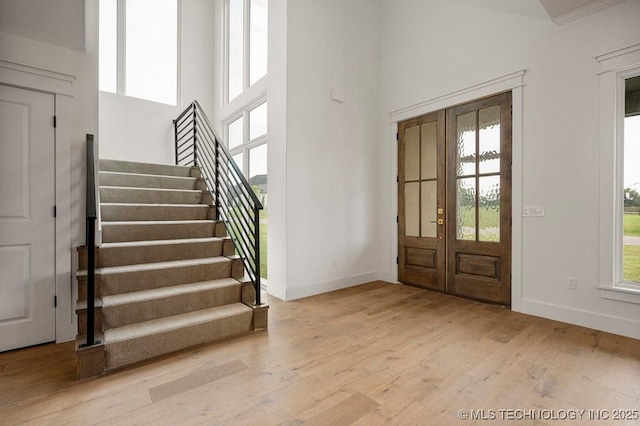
[174,101,264,306]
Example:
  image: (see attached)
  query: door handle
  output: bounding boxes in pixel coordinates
[437,219,444,225]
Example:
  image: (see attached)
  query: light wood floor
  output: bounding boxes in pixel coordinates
[1,281,639,425]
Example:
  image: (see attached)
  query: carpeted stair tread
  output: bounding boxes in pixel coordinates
[104,303,253,369]
[101,278,242,328]
[100,185,201,193]
[100,186,204,205]
[102,219,215,226]
[100,159,195,177]
[100,171,198,190]
[102,278,240,307]
[101,220,221,243]
[100,203,213,222]
[87,237,229,269]
[77,256,230,277]
[101,236,223,248]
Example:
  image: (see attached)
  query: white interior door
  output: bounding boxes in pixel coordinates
[0,85,56,352]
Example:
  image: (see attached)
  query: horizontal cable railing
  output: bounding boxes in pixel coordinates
[174,101,264,306]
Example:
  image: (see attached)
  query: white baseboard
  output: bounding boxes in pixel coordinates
[377,271,397,284]
[284,272,381,301]
[519,298,640,340]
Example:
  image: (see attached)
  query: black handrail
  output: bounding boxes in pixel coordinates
[173,101,264,306]
[83,134,98,347]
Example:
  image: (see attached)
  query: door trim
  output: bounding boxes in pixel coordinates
[388,71,524,312]
[0,31,88,343]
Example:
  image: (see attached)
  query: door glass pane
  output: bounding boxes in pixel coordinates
[404,125,420,181]
[421,122,437,180]
[456,112,476,176]
[249,102,267,140]
[421,181,437,238]
[99,0,117,93]
[126,0,178,105]
[228,116,243,149]
[249,143,268,279]
[479,175,500,242]
[250,0,268,85]
[623,75,640,283]
[405,182,419,237]
[479,106,501,174]
[457,178,476,240]
[228,0,244,101]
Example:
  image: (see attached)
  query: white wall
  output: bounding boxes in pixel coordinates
[378,0,640,339]
[280,0,382,299]
[0,0,85,51]
[99,0,215,165]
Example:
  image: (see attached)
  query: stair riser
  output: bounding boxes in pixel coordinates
[100,187,203,205]
[78,239,234,269]
[100,172,198,190]
[78,259,241,304]
[105,310,253,370]
[103,284,242,328]
[77,307,103,336]
[102,222,226,243]
[100,160,197,177]
[101,204,215,222]
[99,260,243,295]
[78,277,102,301]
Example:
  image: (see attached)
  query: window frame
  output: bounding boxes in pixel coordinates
[597,43,640,304]
[99,0,181,106]
[226,98,268,171]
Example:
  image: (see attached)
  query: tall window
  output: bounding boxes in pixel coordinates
[623,75,640,284]
[228,101,268,279]
[226,0,268,102]
[99,0,178,105]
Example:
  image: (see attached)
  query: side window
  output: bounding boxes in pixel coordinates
[622,76,640,284]
[597,43,640,302]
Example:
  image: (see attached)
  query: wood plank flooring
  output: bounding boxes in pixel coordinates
[1,281,639,425]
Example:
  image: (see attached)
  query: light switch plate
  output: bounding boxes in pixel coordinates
[523,206,545,217]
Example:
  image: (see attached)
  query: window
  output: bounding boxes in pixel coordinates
[226,0,268,102]
[99,0,178,105]
[597,43,640,303]
[228,101,268,279]
[622,76,640,284]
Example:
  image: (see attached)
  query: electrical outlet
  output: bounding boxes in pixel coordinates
[332,258,337,267]
[567,276,577,290]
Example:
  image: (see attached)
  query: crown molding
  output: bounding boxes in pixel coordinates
[552,0,625,25]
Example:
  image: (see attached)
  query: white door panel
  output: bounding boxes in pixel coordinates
[0,85,56,351]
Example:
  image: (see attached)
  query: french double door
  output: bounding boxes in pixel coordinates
[398,92,512,305]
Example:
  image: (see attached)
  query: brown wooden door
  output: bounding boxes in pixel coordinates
[398,110,446,291]
[398,92,512,305]
[446,92,512,305]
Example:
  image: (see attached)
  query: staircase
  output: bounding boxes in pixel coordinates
[76,159,267,378]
